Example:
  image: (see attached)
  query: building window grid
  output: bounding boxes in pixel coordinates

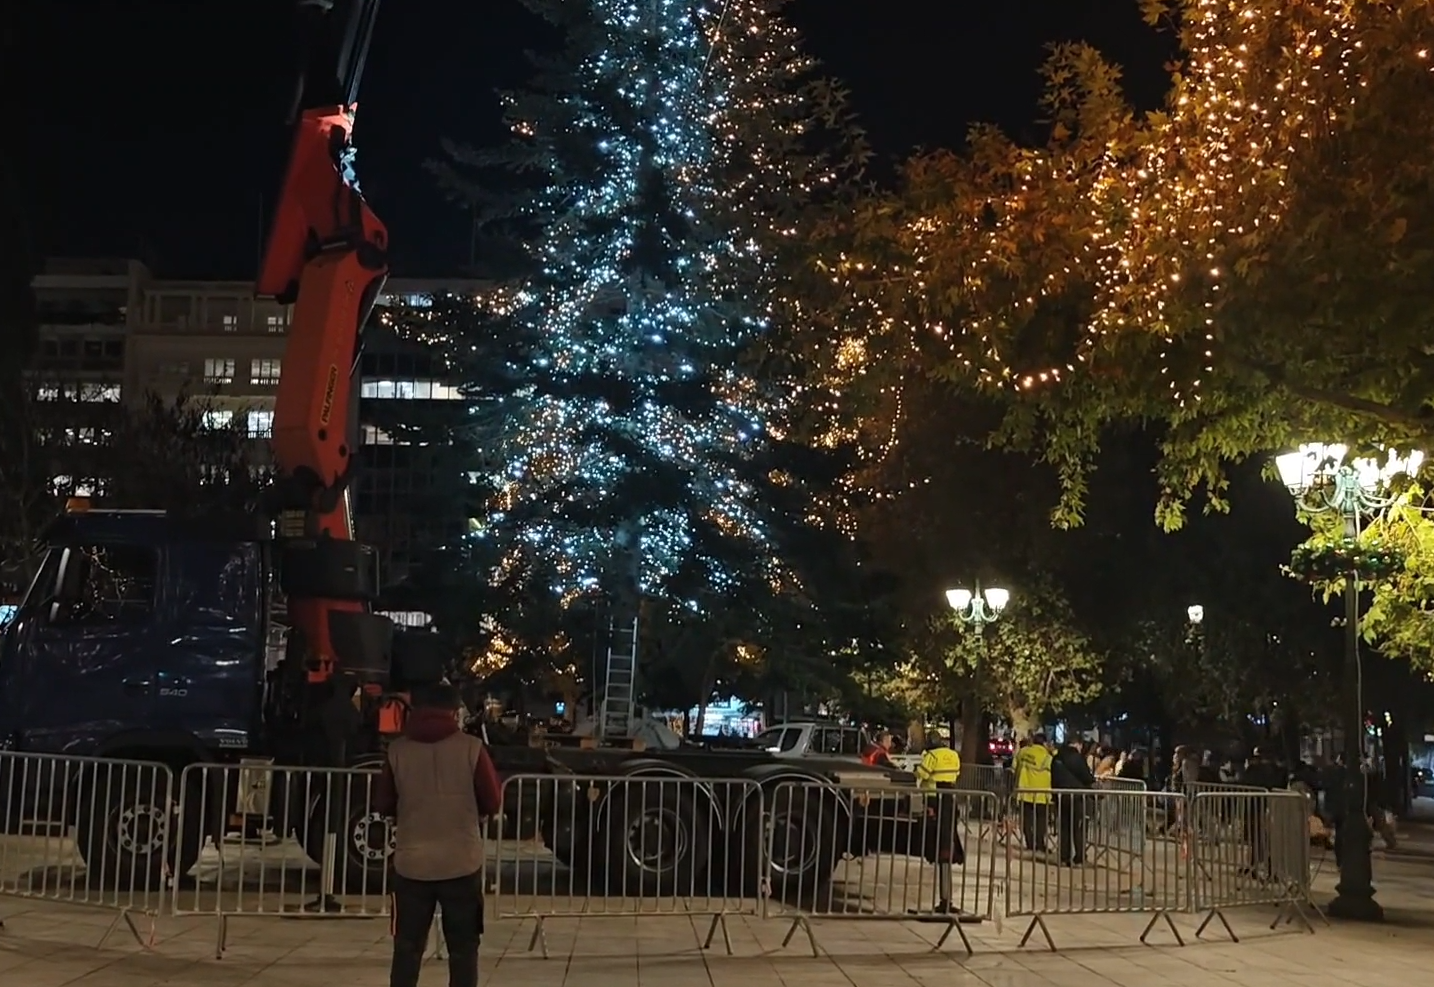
[359,379,463,401]
[250,358,282,385]
[247,409,274,438]
[34,382,120,402]
[203,358,236,384]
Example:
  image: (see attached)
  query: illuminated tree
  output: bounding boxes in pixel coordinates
[429,0,865,611]
[839,0,1434,526]
[419,1,878,715]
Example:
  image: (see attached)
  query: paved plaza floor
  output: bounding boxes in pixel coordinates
[4,804,1433,987]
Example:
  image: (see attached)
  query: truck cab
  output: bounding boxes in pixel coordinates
[0,507,269,758]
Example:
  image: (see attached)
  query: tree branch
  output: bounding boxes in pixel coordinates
[1242,358,1434,437]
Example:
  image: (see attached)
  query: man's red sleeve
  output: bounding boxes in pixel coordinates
[374,759,397,817]
[474,747,502,817]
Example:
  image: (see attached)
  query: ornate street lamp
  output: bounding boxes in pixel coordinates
[946,584,1010,635]
[946,584,1010,757]
[1273,442,1424,922]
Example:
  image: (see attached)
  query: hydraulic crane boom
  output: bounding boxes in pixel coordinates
[259,0,392,718]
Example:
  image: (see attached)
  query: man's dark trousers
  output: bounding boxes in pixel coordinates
[1057,793,1085,865]
[391,871,482,987]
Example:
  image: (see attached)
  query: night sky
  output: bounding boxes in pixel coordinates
[21,1,1173,279]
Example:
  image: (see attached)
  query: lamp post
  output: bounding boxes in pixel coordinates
[946,584,1010,756]
[1273,443,1424,922]
[1186,604,1204,627]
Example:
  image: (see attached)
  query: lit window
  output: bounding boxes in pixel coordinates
[378,610,433,628]
[251,358,282,385]
[36,384,59,401]
[266,314,286,333]
[359,379,464,400]
[361,425,396,445]
[204,359,235,384]
[222,314,238,332]
[202,409,234,429]
[78,383,121,402]
[247,410,274,438]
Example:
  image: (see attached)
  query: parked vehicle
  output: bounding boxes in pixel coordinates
[755,721,869,760]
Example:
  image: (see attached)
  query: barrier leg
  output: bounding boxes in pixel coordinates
[1138,910,1185,947]
[93,910,150,950]
[1017,914,1056,952]
[1194,908,1238,943]
[701,914,732,955]
[215,913,228,960]
[780,916,818,957]
[1271,900,1316,934]
[526,915,548,958]
[932,918,973,957]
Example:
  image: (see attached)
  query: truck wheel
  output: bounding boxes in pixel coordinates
[74,768,201,891]
[538,804,598,882]
[601,782,709,896]
[745,786,839,900]
[303,784,393,895]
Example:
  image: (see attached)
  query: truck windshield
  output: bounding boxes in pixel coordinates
[756,728,799,752]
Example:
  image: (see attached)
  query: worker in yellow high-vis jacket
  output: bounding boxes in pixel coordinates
[1013,734,1053,852]
[915,731,961,790]
[915,729,964,914]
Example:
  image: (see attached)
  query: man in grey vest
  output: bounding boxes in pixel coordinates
[374,683,502,987]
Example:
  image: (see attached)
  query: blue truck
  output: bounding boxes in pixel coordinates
[0,507,928,895]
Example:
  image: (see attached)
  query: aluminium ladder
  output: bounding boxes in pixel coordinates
[598,616,639,740]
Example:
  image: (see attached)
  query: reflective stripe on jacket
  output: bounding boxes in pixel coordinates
[916,746,961,790]
[1014,745,1053,803]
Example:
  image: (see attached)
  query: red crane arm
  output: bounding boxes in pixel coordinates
[259,0,391,690]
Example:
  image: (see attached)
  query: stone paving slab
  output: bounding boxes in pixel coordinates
[4,886,1433,987]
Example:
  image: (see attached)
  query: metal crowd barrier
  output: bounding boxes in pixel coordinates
[1185,790,1319,940]
[1004,788,1188,950]
[490,773,763,957]
[762,781,1001,957]
[958,763,1012,798]
[0,750,174,948]
[3,753,1323,959]
[170,762,392,958]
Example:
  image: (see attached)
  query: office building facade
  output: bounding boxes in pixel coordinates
[28,258,477,583]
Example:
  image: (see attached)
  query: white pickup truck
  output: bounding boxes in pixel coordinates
[755,720,868,760]
[753,720,921,770]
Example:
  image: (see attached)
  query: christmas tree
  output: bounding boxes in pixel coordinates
[432,0,863,615]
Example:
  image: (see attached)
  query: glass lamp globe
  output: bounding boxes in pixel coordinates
[946,588,972,611]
